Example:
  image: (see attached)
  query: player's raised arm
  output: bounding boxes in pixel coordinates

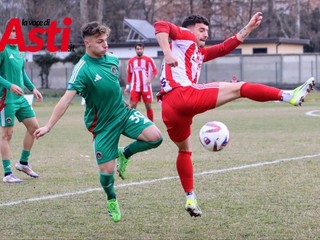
[236,12,263,42]
[34,90,77,139]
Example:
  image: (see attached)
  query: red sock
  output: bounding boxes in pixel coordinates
[147,109,154,121]
[176,150,193,192]
[240,83,282,102]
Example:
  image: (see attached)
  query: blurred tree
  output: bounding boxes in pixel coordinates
[33,53,60,88]
[0,0,28,34]
[80,0,103,25]
[62,47,85,65]
[1,0,319,52]
[80,0,89,25]
[25,0,78,44]
[302,5,320,52]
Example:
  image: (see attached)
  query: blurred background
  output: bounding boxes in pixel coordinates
[0,0,319,92]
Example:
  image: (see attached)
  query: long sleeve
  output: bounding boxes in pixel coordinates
[202,35,241,62]
[22,69,35,91]
[0,75,12,89]
[0,52,12,89]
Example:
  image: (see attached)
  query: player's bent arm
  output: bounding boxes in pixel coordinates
[22,69,35,92]
[0,74,24,95]
[34,90,77,139]
[155,32,178,67]
[0,75,13,89]
[155,32,171,55]
[10,84,24,96]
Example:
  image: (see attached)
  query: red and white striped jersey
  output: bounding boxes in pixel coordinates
[154,21,241,94]
[126,55,158,92]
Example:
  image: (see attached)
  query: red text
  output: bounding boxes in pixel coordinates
[0,17,72,52]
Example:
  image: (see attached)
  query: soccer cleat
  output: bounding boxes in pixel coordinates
[117,147,130,180]
[15,162,39,178]
[185,198,202,217]
[107,198,121,222]
[3,173,22,183]
[289,77,315,106]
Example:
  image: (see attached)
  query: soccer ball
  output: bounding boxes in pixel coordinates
[199,121,230,152]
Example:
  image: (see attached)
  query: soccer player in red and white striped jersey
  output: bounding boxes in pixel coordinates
[154,12,315,218]
[125,43,158,121]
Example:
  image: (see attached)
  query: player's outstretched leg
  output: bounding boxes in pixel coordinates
[289,77,315,106]
[185,197,202,218]
[107,198,121,222]
[117,147,130,180]
[15,162,39,178]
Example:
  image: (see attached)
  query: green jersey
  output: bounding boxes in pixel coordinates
[68,53,129,134]
[0,45,34,104]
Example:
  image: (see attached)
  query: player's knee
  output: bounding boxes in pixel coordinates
[28,124,39,135]
[2,133,13,142]
[145,103,152,110]
[148,136,163,149]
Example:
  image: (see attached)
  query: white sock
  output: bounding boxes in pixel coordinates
[185,191,195,200]
[281,90,293,102]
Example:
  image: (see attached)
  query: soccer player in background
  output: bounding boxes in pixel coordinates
[0,25,43,183]
[33,21,163,222]
[152,12,315,217]
[125,43,158,121]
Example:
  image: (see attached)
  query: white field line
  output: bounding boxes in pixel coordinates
[1,153,320,208]
[305,110,320,117]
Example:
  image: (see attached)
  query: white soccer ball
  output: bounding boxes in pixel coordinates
[199,121,230,152]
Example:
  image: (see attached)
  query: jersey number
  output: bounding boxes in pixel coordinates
[129,111,149,124]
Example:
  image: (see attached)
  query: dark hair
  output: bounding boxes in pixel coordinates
[81,21,110,39]
[135,42,144,49]
[182,15,209,28]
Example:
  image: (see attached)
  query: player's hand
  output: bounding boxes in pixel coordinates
[32,88,43,101]
[124,88,129,95]
[33,126,50,139]
[247,12,263,30]
[10,84,24,96]
[146,77,152,85]
[164,53,178,67]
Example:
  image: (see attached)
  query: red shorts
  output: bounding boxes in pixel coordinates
[130,88,153,103]
[162,83,220,142]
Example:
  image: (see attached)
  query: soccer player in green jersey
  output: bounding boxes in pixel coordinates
[1,26,43,183]
[34,21,163,222]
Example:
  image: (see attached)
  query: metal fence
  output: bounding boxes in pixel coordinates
[25,53,320,92]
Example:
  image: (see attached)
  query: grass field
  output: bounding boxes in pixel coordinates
[1,93,320,240]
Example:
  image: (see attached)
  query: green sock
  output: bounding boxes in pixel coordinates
[20,150,30,164]
[124,138,163,158]
[2,160,12,176]
[99,172,116,200]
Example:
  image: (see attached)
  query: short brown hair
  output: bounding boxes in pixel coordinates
[81,21,110,39]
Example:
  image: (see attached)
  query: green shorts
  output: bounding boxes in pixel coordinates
[0,97,35,127]
[93,108,153,165]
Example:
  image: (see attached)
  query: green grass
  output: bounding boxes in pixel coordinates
[1,93,320,239]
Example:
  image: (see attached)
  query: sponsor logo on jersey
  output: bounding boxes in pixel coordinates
[111,66,118,75]
[94,74,102,82]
